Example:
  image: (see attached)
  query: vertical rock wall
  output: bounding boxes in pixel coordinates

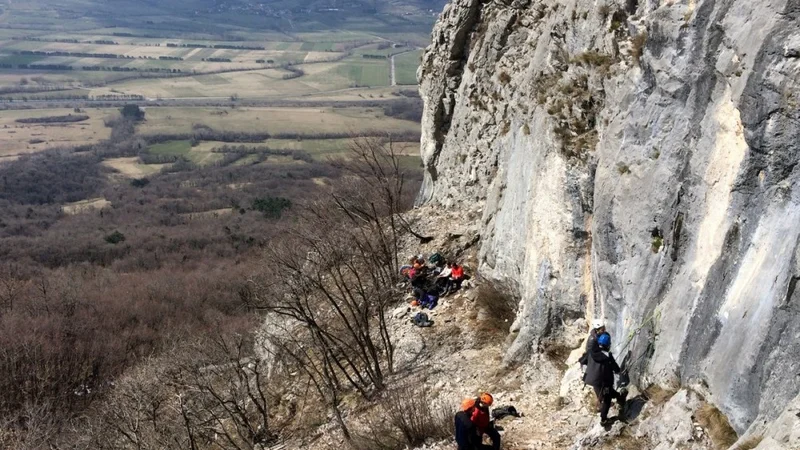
[419,0,800,435]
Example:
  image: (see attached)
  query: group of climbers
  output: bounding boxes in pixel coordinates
[401,252,468,311]
[455,393,501,450]
[399,255,624,447]
[448,320,627,450]
[579,319,627,425]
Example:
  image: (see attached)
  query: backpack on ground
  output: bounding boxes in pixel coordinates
[412,312,433,327]
[492,405,522,420]
[429,252,443,265]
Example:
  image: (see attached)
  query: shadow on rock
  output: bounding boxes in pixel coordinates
[622,395,648,422]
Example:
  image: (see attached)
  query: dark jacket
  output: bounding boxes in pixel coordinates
[583,346,620,388]
[578,329,599,366]
[455,411,480,450]
[586,329,599,352]
[454,408,500,450]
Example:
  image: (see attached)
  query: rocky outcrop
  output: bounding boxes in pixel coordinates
[418,0,800,439]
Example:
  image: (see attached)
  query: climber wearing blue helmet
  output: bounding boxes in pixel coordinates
[583,331,626,426]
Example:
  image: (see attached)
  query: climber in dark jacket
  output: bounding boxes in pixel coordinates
[586,319,605,352]
[578,319,606,366]
[454,393,500,450]
[584,332,626,424]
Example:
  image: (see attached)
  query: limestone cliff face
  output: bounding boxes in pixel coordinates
[418,0,800,438]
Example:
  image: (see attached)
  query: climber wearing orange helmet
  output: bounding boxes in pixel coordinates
[454,392,501,450]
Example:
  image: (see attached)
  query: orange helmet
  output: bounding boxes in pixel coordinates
[411,300,420,307]
[460,397,476,411]
[479,392,494,406]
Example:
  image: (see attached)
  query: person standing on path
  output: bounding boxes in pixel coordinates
[583,332,627,425]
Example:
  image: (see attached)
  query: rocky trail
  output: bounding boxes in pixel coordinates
[387,207,798,450]
[414,0,800,446]
[292,206,798,450]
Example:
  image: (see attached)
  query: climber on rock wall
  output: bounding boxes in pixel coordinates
[584,332,627,426]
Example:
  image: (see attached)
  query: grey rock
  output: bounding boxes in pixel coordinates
[635,389,700,447]
[419,0,800,436]
[747,392,800,449]
[393,306,411,319]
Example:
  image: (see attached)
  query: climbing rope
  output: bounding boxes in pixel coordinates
[615,308,661,385]
[616,307,661,356]
[620,341,653,376]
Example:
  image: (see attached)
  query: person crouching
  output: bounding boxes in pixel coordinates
[455,392,501,450]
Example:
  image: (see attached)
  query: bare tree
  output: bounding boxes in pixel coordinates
[245,137,415,440]
[88,331,273,450]
[0,264,27,315]
[173,331,273,450]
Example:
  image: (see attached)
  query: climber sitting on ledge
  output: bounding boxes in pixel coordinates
[583,332,627,426]
[455,392,501,450]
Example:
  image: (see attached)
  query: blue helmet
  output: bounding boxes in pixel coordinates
[597,332,611,347]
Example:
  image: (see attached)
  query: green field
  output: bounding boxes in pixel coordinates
[138,106,420,136]
[148,140,224,165]
[147,136,418,163]
[149,140,192,157]
[333,57,391,87]
[0,54,45,66]
[353,43,409,57]
[394,50,423,85]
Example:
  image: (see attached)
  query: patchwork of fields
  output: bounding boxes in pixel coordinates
[0,0,436,100]
[0,36,421,100]
[0,0,434,178]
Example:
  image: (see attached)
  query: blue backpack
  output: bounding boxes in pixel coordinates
[412,312,433,327]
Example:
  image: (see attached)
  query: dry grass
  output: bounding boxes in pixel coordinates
[353,388,455,450]
[643,384,676,406]
[736,435,764,450]
[583,388,599,411]
[598,4,611,19]
[437,322,463,342]
[572,51,614,68]
[498,71,511,84]
[0,108,111,156]
[486,365,524,393]
[541,341,573,372]
[62,197,111,215]
[632,32,648,65]
[179,208,234,221]
[500,120,511,135]
[103,157,169,178]
[695,403,738,449]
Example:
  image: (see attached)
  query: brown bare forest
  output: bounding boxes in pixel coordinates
[0,106,422,449]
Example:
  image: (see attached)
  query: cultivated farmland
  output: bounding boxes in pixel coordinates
[137,106,420,136]
[0,0,435,177]
[0,108,112,156]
